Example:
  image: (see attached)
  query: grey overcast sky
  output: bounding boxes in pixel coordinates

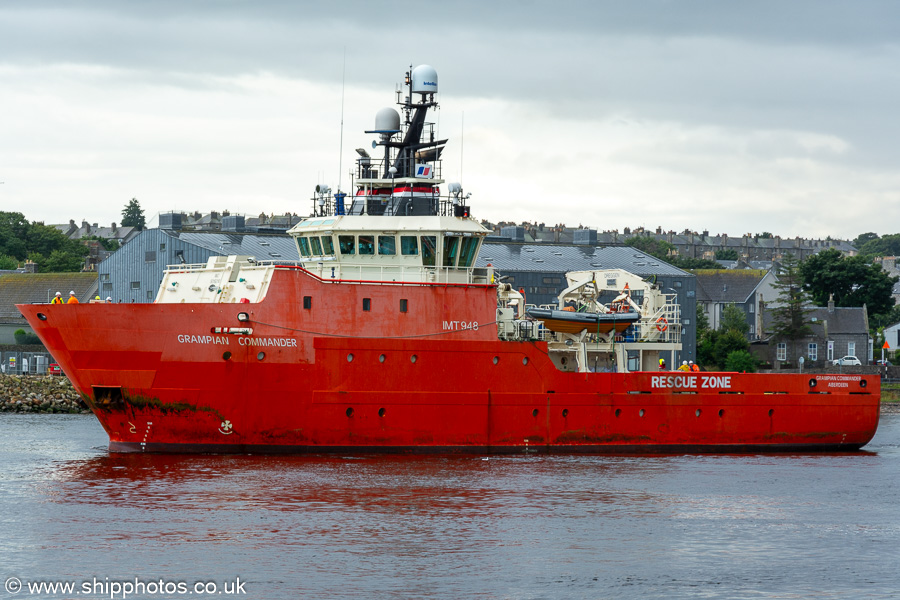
[1,1,898,239]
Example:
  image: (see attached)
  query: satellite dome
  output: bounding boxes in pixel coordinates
[373,107,401,133]
[411,65,438,95]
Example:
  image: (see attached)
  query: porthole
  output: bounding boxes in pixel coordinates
[532,409,539,417]
[522,357,529,366]
[410,355,417,363]
[639,409,645,417]
[379,354,386,363]
[718,409,724,418]
[222,351,232,360]
[860,379,867,388]
[378,407,386,417]
[768,409,775,417]
[37,313,47,321]
[615,409,621,418]
[809,379,817,388]
[346,407,354,417]
[562,409,569,418]
[347,353,354,362]
[695,409,702,417]
[257,352,265,361]
[492,356,499,365]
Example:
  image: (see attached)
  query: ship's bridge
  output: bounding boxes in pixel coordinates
[288,215,491,284]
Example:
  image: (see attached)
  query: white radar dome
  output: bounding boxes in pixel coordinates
[411,64,438,95]
[373,107,401,133]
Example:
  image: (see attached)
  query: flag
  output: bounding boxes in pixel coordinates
[415,164,433,178]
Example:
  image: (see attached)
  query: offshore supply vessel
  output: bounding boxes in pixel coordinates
[18,65,879,453]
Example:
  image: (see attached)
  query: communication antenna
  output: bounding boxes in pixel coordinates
[337,48,347,192]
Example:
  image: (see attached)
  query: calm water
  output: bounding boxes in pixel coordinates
[2,413,900,600]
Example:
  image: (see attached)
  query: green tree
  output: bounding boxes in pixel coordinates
[853,232,879,250]
[624,236,676,259]
[758,232,773,239]
[725,350,758,373]
[769,254,814,363]
[800,248,897,316]
[670,256,722,270]
[858,233,900,259]
[721,303,749,335]
[0,211,30,259]
[696,304,710,334]
[121,198,146,230]
[81,235,120,252]
[41,249,86,272]
[715,248,739,260]
[0,254,18,270]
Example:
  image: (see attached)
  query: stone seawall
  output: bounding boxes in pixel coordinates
[0,375,88,413]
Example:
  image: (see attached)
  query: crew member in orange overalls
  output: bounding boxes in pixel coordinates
[690,361,700,372]
[66,291,79,304]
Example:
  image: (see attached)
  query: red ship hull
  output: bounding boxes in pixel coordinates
[18,267,880,453]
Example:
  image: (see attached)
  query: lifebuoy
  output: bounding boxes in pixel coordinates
[656,317,668,332]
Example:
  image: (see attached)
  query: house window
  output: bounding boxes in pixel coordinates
[160,243,166,251]
[808,343,817,361]
[848,342,856,358]
[363,298,371,311]
[146,290,154,300]
[684,318,691,326]
[100,273,110,281]
[827,341,834,361]
[674,280,682,288]
[777,342,787,361]
[749,303,754,313]
[131,281,140,290]
[400,299,408,313]
[303,296,312,309]
[102,282,112,291]
[145,251,156,263]
[749,324,755,334]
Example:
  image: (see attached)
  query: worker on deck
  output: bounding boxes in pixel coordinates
[658,358,666,371]
[66,291,79,304]
[51,292,64,305]
[677,360,691,372]
[690,361,700,372]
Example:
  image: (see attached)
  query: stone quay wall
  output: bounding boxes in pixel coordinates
[0,374,88,413]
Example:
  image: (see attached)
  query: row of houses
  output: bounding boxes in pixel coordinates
[0,213,881,369]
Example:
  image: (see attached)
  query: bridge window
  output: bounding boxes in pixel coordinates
[459,237,480,268]
[400,299,408,313]
[401,236,418,256]
[358,235,375,255]
[338,235,355,255]
[310,237,323,255]
[321,235,335,255]
[363,298,371,311]
[422,236,437,267]
[443,236,460,267]
[303,296,312,309]
[378,235,396,255]
[298,237,311,257]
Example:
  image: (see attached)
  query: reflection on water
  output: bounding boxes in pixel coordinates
[2,413,900,599]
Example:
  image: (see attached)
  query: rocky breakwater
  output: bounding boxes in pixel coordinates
[0,375,89,413]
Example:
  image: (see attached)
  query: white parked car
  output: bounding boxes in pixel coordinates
[833,356,862,366]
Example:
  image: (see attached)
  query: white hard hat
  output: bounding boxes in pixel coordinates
[682,360,688,365]
[69,291,75,295]
[55,292,61,296]
[106,297,112,301]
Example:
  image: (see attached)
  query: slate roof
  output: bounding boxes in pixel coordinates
[0,272,99,325]
[476,243,689,278]
[694,270,768,304]
[760,305,867,337]
[172,232,300,261]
